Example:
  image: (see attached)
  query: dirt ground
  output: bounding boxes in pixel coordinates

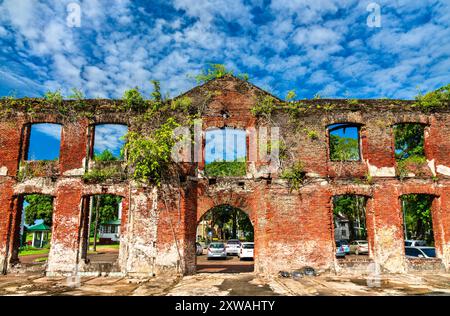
[1,267,450,296]
[196,254,254,273]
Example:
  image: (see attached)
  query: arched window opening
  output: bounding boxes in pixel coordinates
[204,128,247,177]
[26,123,62,161]
[328,123,361,161]
[93,124,128,161]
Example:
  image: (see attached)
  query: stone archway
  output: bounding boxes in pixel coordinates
[195,204,254,273]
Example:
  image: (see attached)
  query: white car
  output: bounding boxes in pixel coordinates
[350,240,369,255]
[225,239,241,256]
[404,240,427,247]
[238,242,254,260]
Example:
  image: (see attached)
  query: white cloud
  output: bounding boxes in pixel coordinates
[33,123,62,140]
[0,0,448,100]
[94,124,128,154]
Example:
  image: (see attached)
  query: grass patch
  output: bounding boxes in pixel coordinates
[19,247,50,256]
[33,257,48,263]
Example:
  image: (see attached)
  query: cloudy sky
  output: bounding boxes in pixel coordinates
[0,0,448,100]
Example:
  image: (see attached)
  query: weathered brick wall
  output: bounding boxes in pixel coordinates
[0,76,449,276]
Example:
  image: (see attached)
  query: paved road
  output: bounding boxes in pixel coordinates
[196,254,254,273]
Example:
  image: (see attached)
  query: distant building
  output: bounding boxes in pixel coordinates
[334,213,350,241]
[99,219,121,243]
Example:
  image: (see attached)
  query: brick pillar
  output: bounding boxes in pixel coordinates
[46,180,83,274]
[372,184,407,272]
[59,120,89,175]
[0,179,17,273]
[437,187,450,270]
[155,187,186,275]
[182,182,198,275]
[428,116,450,176]
[0,121,23,177]
[365,122,396,177]
[120,186,159,276]
[0,119,22,273]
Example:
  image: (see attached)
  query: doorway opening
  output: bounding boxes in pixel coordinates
[11,194,54,270]
[80,194,123,268]
[196,204,254,273]
[332,195,370,260]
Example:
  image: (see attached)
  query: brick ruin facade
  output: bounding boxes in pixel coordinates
[0,76,449,277]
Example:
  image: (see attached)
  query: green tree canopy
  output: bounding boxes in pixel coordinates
[394,124,425,160]
[94,149,118,161]
[24,194,53,226]
[329,134,360,161]
[333,195,367,241]
[401,194,434,244]
[91,194,122,226]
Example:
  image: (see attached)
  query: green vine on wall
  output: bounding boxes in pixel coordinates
[281,161,306,191]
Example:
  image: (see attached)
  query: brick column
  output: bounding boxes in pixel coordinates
[437,187,450,270]
[59,120,89,175]
[46,180,83,274]
[372,184,407,272]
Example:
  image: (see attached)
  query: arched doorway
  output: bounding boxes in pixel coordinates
[195,204,254,273]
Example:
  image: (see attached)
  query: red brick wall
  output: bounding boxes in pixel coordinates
[0,78,449,276]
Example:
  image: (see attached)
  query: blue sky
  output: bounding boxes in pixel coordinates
[93,124,128,157]
[27,123,61,160]
[0,0,448,100]
[26,123,127,160]
[205,128,246,163]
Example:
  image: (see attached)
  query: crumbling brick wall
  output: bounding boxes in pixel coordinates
[0,76,449,276]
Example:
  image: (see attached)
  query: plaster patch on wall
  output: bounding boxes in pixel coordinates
[427,159,436,176]
[47,242,79,273]
[374,226,406,273]
[0,166,7,176]
[437,164,450,176]
[14,178,55,195]
[63,167,85,176]
[366,160,396,177]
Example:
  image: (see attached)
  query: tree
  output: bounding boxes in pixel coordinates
[401,194,434,244]
[90,194,122,250]
[94,149,118,161]
[24,194,53,226]
[394,124,425,160]
[333,195,367,241]
[330,134,360,161]
[202,205,253,241]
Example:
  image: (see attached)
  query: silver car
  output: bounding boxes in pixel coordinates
[207,242,227,260]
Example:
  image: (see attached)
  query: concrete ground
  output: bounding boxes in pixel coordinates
[1,268,449,296]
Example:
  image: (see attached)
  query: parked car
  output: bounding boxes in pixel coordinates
[207,242,227,260]
[404,240,427,247]
[226,239,241,256]
[405,246,436,258]
[336,240,350,254]
[335,242,346,258]
[196,242,203,255]
[238,242,254,260]
[350,240,369,255]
